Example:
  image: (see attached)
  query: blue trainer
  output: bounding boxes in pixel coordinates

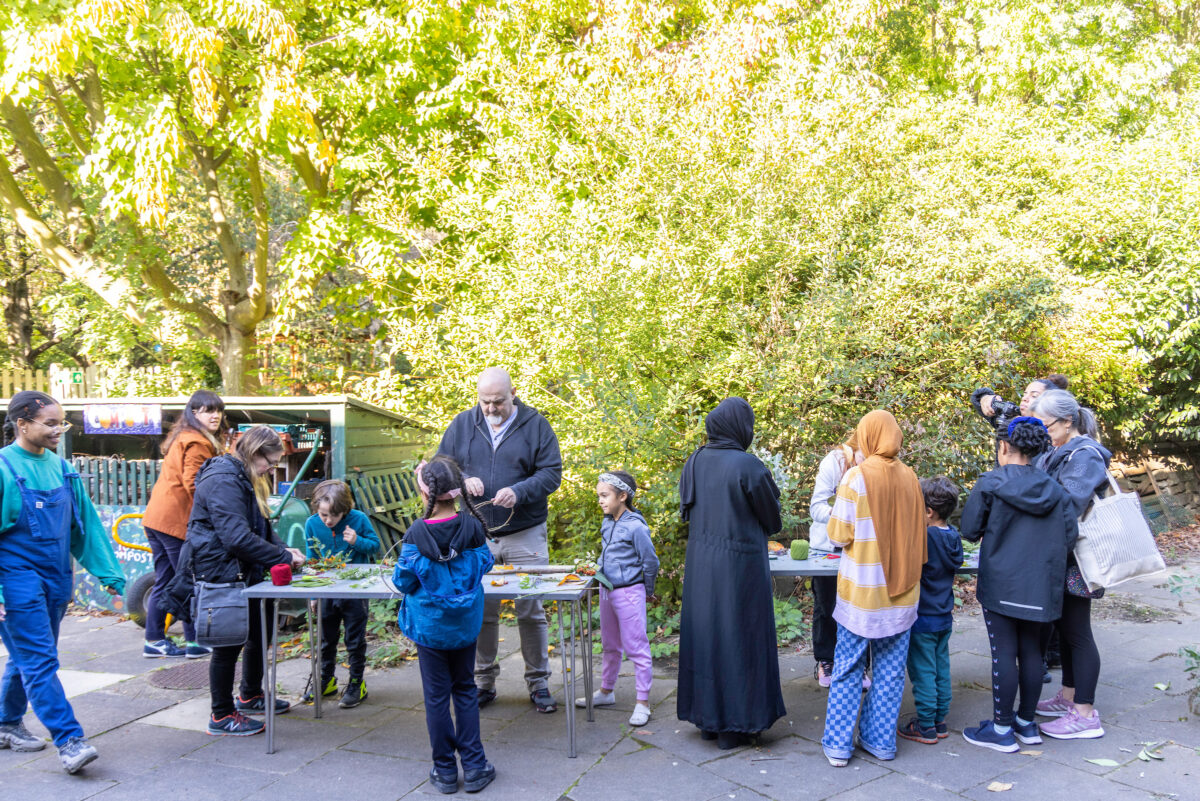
[1014,718,1043,745]
[962,720,1019,753]
[143,639,186,658]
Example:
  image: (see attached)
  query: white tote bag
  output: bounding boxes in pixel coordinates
[1074,470,1165,591]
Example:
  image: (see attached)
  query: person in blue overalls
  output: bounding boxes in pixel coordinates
[0,391,126,774]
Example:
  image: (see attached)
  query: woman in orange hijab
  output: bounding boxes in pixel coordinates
[821,410,926,767]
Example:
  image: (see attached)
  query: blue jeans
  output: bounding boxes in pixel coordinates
[822,625,910,760]
[145,526,196,642]
[417,643,488,774]
[906,628,952,727]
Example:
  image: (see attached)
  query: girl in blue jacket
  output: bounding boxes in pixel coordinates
[394,456,496,794]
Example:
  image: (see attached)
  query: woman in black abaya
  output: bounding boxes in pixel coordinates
[676,398,785,749]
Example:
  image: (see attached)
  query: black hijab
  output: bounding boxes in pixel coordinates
[679,397,756,520]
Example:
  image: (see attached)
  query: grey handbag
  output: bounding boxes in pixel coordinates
[192,580,249,647]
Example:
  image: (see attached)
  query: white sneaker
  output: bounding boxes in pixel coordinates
[628,703,651,727]
[575,690,616,708]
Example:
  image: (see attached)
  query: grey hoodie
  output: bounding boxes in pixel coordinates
[599,509,660,594]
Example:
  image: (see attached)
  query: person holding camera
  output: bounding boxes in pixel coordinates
[971,375,1070,433]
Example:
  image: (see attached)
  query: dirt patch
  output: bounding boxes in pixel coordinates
[1157,523,1200,566]
[1092,594,1181,623]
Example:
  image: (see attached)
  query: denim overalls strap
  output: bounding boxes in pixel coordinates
[0,452,81,581]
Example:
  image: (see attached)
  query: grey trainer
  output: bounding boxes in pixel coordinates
[0,721,46,752]
[58,736,98,774]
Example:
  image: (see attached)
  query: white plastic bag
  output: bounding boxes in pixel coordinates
[1075,472,1165,591]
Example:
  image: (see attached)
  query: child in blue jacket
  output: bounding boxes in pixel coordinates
[898,477,963,745]
[394,456,496,794]
[304,480,379,708]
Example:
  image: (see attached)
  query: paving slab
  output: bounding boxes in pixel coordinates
[1108,695,1200,748]
[698,736,890,800]
[0,764,118,801]
[959,759,1161,801]
[401,739,595,801]
[19,721,210,781]
[823,771,970,801]
[186,713,365,774]
[246,747,424,801]
[1107,742,1200,798]
[58,669,134,698]
[86,751,277,801]
[571,742,739,801]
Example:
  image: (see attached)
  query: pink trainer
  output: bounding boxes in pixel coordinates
[1035,688,1072,718]
[1039,707,1104,740]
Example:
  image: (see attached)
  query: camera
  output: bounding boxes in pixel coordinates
[971,387,1020,433]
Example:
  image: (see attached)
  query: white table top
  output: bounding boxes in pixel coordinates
[770,550,980,577]
[243,564,595,601]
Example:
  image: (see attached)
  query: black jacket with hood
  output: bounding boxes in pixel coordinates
[166,455,290,618]
[437,399,561,535]
[960,463,1079,622]
[1036,435,1113,519]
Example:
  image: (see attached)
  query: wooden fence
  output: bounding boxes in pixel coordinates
[1,364,191,399]
[0,368,50,397]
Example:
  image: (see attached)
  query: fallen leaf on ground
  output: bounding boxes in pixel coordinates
[986,781,1013,792]
[1019,750,1043,756]
[1085,758,1121,767]
[1154,682,1170,691]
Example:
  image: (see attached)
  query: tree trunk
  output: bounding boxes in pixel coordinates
[218,326,261,394]
[2,272,34,365]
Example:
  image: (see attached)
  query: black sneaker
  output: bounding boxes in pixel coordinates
[303,676,338,704]
[935,720,949,739]
[897,717,938,744]
[207,712,265,737]
[464,763,496,793]
[429,767,458,794]
[530,688,557,713]
[340,679,367,709]
[57,736,98,773]
[476,687,497,708]
[235,694,291,716]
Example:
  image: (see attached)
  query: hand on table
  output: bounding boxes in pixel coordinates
[464,477,485,497]
[287,548,307,568]
[493,487,517,508]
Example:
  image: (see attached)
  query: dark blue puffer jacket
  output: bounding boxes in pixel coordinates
[394,514,494,650]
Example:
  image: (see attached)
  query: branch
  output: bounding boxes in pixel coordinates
[0,152,145,325]
[41,79,90,156]
[29,322,83,360]
[0,96,96,248]
[233,149,271,331]
[186,142,246,295]
[289,142,329,198]
[120,217,225,336]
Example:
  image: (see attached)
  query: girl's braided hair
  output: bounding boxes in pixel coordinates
[421,455,490,534]
[997,416,1052,459]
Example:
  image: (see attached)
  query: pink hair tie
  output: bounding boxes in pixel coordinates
[416,460,462,501]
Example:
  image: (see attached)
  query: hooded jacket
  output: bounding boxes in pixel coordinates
[437,400,561,535]
[960,463,1079,622]
[393,513,495,650]
[166,455,291,618]
[912,524,964,633]
[1036,436,1113,519]
[599,509,660,594]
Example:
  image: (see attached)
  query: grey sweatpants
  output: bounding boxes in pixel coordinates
[474,522,551,693]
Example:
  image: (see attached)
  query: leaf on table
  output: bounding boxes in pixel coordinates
[1154,681,1170,691]
[986,781,1013,792]
[1085,758,1121,767]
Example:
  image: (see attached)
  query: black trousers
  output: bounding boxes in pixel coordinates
[982,607,1044,726]
[811,575,838,663]
[1058,593,1101,705]
[320,598,369,682]
[210,599,272,718]
[417,643,487,774]
[144,526,196,642]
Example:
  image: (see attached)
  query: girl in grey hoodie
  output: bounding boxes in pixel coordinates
[575,470,659,727]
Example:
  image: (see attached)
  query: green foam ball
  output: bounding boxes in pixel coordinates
[790,539,809,561]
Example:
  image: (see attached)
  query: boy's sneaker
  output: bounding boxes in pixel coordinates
[0,721,46,751]
[962,720,1019,753]
[340,679,367,709]
[628,703,651,727]
[1039,708,1104,740]
[935,720,949,739]
[476,687,497,708]
[530,688,557,713]
[815,661,833,688]
[207,712,265,737]
[1014,718,1043,745]
[185,642,212,659]
[1036,688,1073,717]
[143,639,186,658]
[57,736,98,773]
[463,762,496,793]
[428,767,458,794]
[303,676,339,704]
[897,717,938,744]
[235,694,291,716]
[575,689,616,708]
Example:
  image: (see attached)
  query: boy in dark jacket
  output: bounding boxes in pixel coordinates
[959,417,1078,753]
[898,477,963,745]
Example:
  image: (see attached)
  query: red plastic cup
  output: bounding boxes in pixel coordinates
[270,563,293,586]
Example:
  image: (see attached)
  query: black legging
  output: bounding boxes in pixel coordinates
[982,608,1043,726]
[210,599,272,718]
[1058,593,1100,705]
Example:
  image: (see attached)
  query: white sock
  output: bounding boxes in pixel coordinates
[993,723,1012,735]
[1015,716,1032,727]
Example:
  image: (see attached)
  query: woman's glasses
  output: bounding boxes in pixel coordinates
[26,419,73,433]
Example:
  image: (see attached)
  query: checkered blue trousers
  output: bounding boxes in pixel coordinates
[821,624,911,760]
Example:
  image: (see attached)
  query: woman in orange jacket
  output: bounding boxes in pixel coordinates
[140,390,225,658]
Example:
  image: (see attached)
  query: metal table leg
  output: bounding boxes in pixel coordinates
[584,588,594,723]
[556,601,575,758]
[314,603,324,719]
[262,598,274,754]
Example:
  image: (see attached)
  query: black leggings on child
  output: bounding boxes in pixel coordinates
[982,607,1043,727]
[1057,593,1100,705]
